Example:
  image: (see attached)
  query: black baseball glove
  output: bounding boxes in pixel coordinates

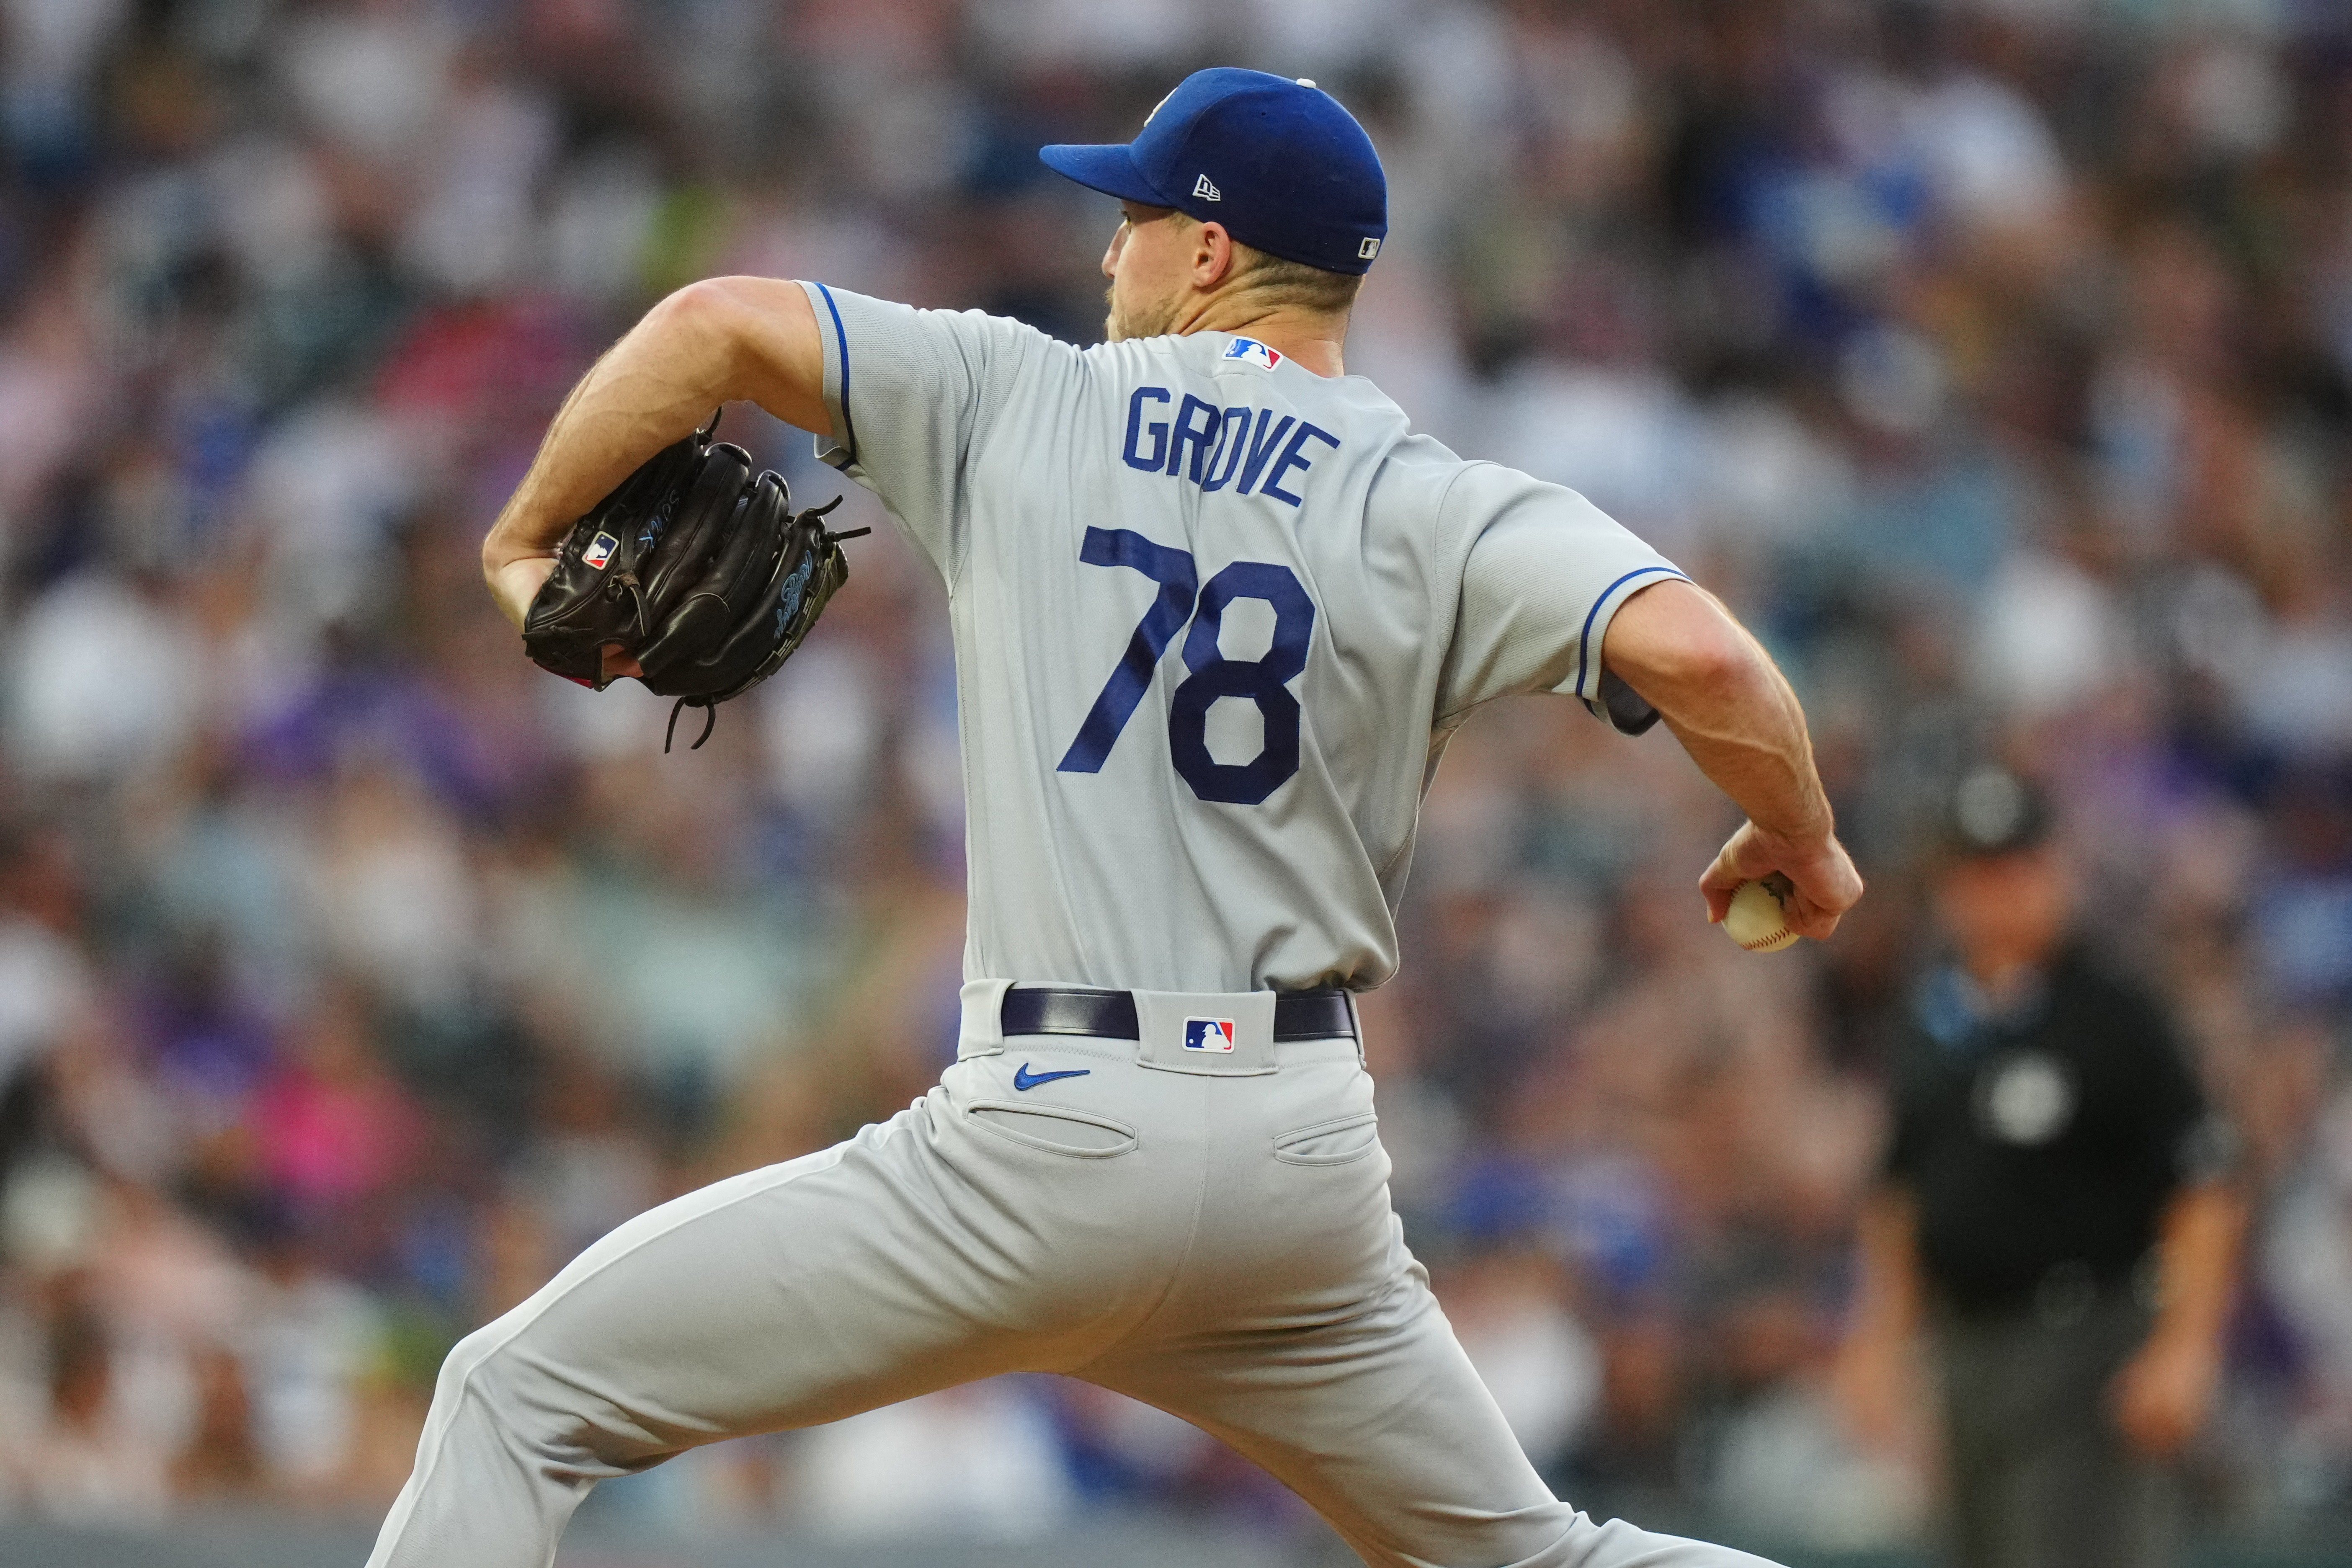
[520,411,866,751]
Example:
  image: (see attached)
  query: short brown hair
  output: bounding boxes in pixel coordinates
[1228,242,1364,317]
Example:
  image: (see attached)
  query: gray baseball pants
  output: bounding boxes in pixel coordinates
[366,987,1783,1568]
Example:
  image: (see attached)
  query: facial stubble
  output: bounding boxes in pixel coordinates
[1105,281,1180,344]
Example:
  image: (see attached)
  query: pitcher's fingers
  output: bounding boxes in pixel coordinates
[1783,867,1862,939]
[1699,857,1744,921]
[1785,899,1843,941]
[1700,836,1767,922]
[1793,859,1865,923]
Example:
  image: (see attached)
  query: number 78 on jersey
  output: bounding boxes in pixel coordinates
[1063,385,1342,807]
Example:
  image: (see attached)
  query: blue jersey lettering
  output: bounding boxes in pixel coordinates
[1166,395,1223,483]
[1260,421,1341,508]
[1120,395,1337,505]
[1235,411,1297,495]
[1122,387,1171,472]
[1201,406,1252,493]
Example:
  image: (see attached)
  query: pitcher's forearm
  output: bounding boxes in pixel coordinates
[481,278,828,621]
[1602,579,1860,933]
[485,286,774,570]
[1604,581,1833,846]
[483,336,713,576]
[1653,647,1831,852]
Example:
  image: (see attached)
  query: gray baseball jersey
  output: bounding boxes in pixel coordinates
[800,282,1684,994]
[366,293,1791,1568]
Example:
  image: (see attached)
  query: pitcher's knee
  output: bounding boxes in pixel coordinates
[431,1316,668,1479]
[431,1321,576,1460]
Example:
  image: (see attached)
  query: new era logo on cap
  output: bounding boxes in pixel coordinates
[1183,1017,1237,1053]
[1194,173,1221,201]
[583,531,619,570]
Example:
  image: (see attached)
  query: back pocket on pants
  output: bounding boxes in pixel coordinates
[965,1101,1140,1158]
[1273,1112,1380,1166]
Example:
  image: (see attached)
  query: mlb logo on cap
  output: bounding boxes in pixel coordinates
[583,531,619,570]
[1183,1017,1237,1053]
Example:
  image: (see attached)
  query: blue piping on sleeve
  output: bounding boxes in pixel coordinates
[1574,565,1685,698]
[814,283,858,466]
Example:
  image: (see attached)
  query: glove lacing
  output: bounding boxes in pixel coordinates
[659,503,869,754]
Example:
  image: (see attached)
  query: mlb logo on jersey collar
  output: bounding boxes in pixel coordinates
[1183,1017,1238,1053]
[1222,338,1283,371]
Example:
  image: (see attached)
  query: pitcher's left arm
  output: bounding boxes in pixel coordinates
[484,278,828,630]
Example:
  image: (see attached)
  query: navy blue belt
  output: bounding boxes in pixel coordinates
[1001,985,1356,1043]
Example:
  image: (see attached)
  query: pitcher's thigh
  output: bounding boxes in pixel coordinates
[441,1117,1019,1470]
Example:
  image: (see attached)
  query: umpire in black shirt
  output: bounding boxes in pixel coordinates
[1834,768,2244,1568]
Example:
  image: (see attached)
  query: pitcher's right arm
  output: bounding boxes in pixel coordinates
[1601,578,1862,939]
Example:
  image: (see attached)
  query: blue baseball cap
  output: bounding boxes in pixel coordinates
[1039,68,1387,277]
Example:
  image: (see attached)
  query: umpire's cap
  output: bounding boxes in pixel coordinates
[1942,765,2053,859]
[1040,68,1388,276]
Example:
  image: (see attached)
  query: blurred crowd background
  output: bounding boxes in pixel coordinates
[2,0,2351,1556]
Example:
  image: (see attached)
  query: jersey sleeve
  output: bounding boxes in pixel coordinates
[797,281,1055,584]
[1435,463,1688,732]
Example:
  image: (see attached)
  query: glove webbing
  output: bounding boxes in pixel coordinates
[661,510,872,754]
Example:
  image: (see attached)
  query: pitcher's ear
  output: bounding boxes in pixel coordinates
[1195,221,1237,289]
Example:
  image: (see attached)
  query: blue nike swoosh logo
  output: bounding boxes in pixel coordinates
[1013,1063,1091,1092]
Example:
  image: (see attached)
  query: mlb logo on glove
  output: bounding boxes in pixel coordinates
[583,531,619,570]
[1183,1017,1237,1053]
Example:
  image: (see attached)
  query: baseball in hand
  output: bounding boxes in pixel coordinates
[1723,875,1799,952]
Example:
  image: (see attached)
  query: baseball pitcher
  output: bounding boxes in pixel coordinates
[373,68,1864,1568]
